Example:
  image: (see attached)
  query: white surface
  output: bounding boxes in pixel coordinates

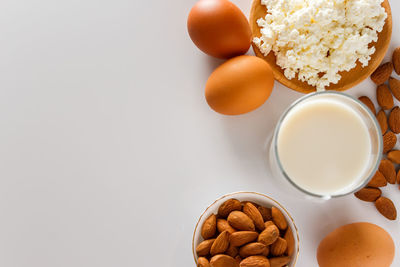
[0,0,398,266]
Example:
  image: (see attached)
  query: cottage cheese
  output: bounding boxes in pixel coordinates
[253,0,387,91]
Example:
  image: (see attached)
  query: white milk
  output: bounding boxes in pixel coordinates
[277,98,371,196]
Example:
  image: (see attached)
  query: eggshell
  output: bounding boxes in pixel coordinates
[187,0,252,59]
[317,222,394,267]
[205,55,274,115]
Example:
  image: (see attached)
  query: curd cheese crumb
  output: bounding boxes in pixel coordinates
[254,0,387,91]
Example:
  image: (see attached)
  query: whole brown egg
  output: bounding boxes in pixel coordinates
[187,0,252,59]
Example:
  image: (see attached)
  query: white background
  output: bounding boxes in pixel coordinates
[0,0,399,266]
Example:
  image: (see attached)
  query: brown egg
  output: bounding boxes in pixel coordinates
[187,0,252,59]
[317,222,395,267]
[205,55,274,115]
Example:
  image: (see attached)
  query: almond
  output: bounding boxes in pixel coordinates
[230,231,259,247]
[388,106,400,133]
[376,110,388,134]
[218,199,243,218]
[258,206,272,221]
[270,237,287,256]
[217,219,236,234]
[375,197,397,220]
[243,203,265,231]
[379,159,396,184]
[196,239,215,256]
[210,230,230,256]
[397,169,400,184]
[371,62,393,85]
[228,211,256,231]
[283,227,295,256]
[258,225,279,246]
[269,256,291,267]
[198,257,211,267]
[383,131,397,154]
[389,77,400,101]
[271,207,287,231]
[242,201,259,208]
[354,187,381,202]
[377,84,394,110]
[202,214,217,239]
[240,256,270,267]
[393,47,400,75]
[388,150,400,164]
[210,254,239,267]
[358,96,376,114]
[367,170,387,188]
[239,242,267,258]
[226,244,239,258]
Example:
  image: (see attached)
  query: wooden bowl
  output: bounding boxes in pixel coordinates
[249,0,392,93]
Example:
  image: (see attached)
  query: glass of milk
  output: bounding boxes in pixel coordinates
[269,91,383,199]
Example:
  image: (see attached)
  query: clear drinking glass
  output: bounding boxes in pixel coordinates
[268,91,383,199]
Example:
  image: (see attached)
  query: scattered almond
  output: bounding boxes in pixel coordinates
[230,231,259,247]
[271,207,287,231]
[258,225,280,246]
[376,110,388,134]
[218,199,242,218]
[226,244,239,258]
[239,256,270,267]
[217,219,236,234]
[367,170,387,188]
[371,62,393,85]
[354,187,381,202]
[243,203,265,231]
[202,214,217,239]
[210,254,239,267]
[210,230,230,256]
[283,227,295,256]
[383,131,397,154]
[393,47,400,75]
[375,197,397,220]
[258,206,272,221]
[198,257,211,267]
[377,84,394,110]
[388,150,400,164]
[239,242,267,258]
[196,239,215,256]
[388,106,400,133]
[379,159,396,184]
[228,211,256,231]
[270,237,287,256]
[389,77,400,101]
[269,256,291,267]
[358,96,376,114]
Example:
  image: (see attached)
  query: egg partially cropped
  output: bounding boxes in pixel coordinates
[205,55,274,115]
[317,222,395,267]
[187,0,252,59]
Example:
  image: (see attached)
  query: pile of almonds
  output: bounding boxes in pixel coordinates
[196,198,295,267]
[355,46,400,221]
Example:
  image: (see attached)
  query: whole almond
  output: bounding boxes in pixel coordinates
[354,187,381,202]
[388,150,400,164]
[218,199,242,218]
[210,230,230,256]
[239,242,267,258]
[258,225,279,246]
[393,47,400,75]
[358,96,376,114]
[196,239,215,256]
[240,256,270,267]
[270,237,287,256]
[372,62,393,85]
[198,257,211,267]
[283,227,295,256]
[226,243,239,258]
[217,219,236,234]
[210,254,239,267]
[243,203,265,231]
[377,84,394,110]
[376,110,388,134]
[379,159,396,184]
[258,206,272,221]
[383,131,397,154]
[269,257,291,267]
[367,170,387,188]
[202,214,217,239]
[375,197,397,220]
[389,77,400,101]
[388,107,400,133]
[228,211,255,231]
[230,231,259,247]
[271,207,287,230]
